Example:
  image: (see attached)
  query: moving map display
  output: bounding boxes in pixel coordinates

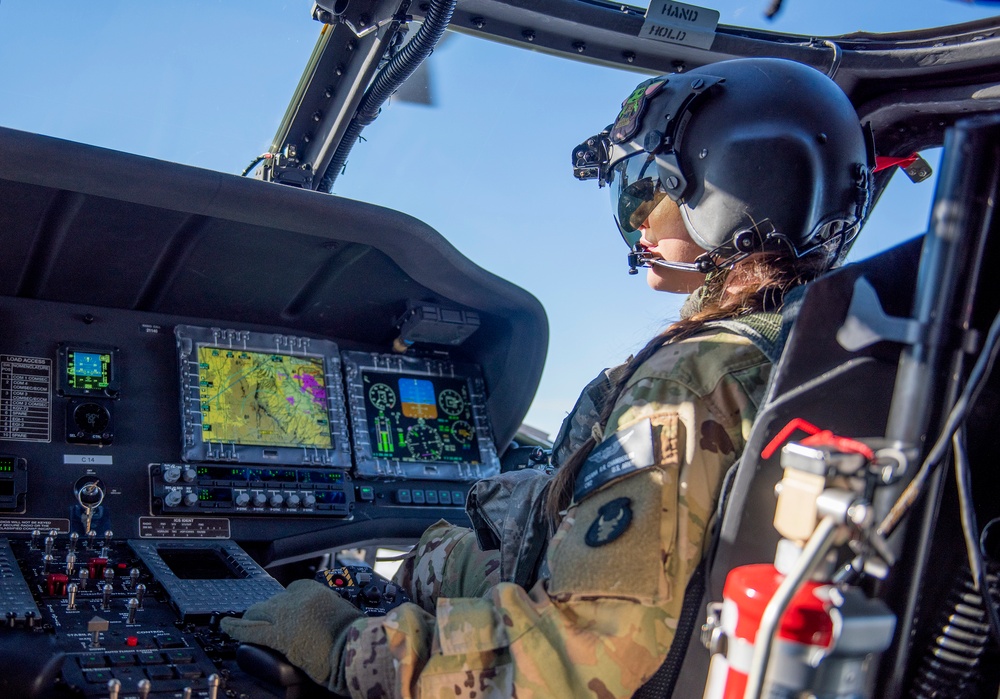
[176,326,351,467]
[198,347,331,449]
[342,351,501,482]
[362,371,480,462]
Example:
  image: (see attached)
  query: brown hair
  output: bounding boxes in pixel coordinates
[543,252,826,524]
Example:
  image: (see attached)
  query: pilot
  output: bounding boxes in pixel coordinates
[222,57,871,698]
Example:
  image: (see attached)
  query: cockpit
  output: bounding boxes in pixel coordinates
[2,1,1000,698]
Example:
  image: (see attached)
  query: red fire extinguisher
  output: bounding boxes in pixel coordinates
[704,564,834,699]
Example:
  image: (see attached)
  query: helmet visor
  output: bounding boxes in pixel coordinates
[609,153,667,247]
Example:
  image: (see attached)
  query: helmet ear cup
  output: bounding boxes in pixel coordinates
[682,133,816,251]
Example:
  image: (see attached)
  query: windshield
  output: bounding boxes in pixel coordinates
[1,1,994,438]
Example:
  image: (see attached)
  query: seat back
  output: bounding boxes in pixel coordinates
[669,235,923,696]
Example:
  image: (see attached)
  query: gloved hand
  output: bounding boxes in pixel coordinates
[221,579,364,694]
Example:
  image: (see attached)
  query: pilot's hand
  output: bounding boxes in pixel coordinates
[221,579,364,693]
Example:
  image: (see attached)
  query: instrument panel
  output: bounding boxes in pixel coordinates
[0,296,501,548]
[0,124,548,698]
[0,296,505,697]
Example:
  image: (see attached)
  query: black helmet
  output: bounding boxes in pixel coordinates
[573,57,871,273]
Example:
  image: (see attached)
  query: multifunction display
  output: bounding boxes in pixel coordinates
[197,347,332,450]
[362,371,481,462]
[343,351,500,482]
[176,326,351,468]
[66,350,111,392]
[57,344,120,398]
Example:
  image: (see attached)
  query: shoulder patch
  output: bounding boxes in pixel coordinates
[585,497,633,547]
[574,418,656,502]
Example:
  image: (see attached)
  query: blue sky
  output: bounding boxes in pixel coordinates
[1,1,996,438]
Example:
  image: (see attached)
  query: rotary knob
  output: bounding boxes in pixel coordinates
[303,494,317,508]
[183,492,199,507]
[252,493,267,508]
[269,493,284,508]
[164,490,182,507]
[181,468,197,483]
[234,493,250,507]
[286,493,301,508]
[162,466,182,484]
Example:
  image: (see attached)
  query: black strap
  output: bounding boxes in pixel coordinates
[631,558,707,699]
[631,459,738,699]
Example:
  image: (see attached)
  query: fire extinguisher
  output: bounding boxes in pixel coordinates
[703,564,834,699]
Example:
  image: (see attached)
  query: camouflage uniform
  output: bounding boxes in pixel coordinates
[343,328,771,698]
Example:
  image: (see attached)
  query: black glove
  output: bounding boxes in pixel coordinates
[221,579,364,694]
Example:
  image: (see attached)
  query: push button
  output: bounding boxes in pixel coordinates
[137,650,164,665]
[108,652,136,666]
[145,665,175,681]
[412,490,426,505]
[396,489,412,504]
[78,654,106,669]
[155,635,185,649]
[164,648,195,664]
[176,664,204,679]
[84,669,113,683]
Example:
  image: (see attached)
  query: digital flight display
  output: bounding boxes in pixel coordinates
[66,349,112,392]
[361,370,480,463]
[196,347,332,450]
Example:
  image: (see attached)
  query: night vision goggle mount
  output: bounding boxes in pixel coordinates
[571,74,724,189]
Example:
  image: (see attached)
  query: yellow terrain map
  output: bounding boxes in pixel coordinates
[197,347,331,448]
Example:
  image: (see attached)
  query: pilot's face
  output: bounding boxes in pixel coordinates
[637,197,706,293]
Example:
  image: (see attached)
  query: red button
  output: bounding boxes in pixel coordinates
[126,637,138,647]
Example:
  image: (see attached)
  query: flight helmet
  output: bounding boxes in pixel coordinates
[573,57,871,274]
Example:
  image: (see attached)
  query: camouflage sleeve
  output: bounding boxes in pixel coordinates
[344,334,770,699]
[550,361,631,468]
[393,520,501,613]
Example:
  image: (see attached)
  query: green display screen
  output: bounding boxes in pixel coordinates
[67,350,112,391]
[361,370,480,463]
